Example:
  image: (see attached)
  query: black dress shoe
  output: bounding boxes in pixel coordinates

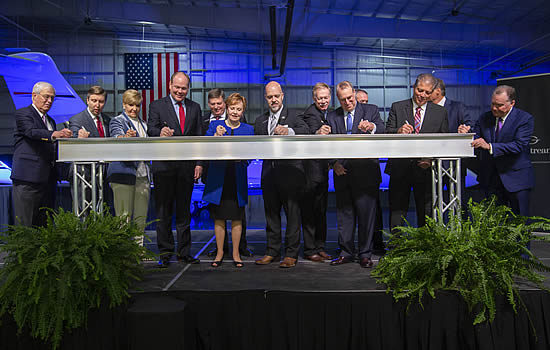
[359,257,374,268]
[330,256,353,266]
[178,255,200,264]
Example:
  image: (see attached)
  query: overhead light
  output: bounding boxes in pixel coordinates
[137,21,155,25]
[114,38,179,44]
[322,41,345,46]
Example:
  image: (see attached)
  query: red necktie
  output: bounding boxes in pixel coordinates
[96,117,105,137]
[177,102,186,134]
[414,107,422,134]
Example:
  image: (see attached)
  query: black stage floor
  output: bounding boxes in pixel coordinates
[136,229,550,292]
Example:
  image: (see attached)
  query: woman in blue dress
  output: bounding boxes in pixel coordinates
[203,93,254,268]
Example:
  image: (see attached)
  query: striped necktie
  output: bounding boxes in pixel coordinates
[414,107,422,134]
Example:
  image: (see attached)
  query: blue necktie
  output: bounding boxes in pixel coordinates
[346,112,352,134]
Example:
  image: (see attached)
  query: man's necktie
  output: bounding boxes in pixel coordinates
[269,114,277,135]
[177,101,186,134]
[414,106,422,134]
[495,118,503,139]
[346,112,352,134]
[96,117,105,137]
[323,111,328,123]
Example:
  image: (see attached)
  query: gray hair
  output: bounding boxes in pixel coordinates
[32,81,55,95]
[413,73,436,90]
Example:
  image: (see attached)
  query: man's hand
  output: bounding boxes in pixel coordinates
[417,159,432,169]
[194,165,203,183]
[125,129,137,137]
[471,137,490,150]
[77,128,90,138]
[315,125,331,135]
[398,122,414,134]
[274,125,289,135]
[160,126,174,137]
[52,128,72,139]
[458,124,471,133]
[333,161,347,176]
[358,120,374,133]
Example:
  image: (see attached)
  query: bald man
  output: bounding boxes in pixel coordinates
[254,81,309,268]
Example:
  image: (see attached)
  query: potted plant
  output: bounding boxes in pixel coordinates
[0,207,153,349]
[372,197,550,324]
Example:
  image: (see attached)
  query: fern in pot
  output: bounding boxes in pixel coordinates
[372,197,550,324]
[0,207,153,349]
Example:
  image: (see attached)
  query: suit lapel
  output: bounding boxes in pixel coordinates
[278,106,288,126]
[336,109,346,134]
[165,97,180,133]
[497,108,517,142]
[404,99,414,126]
[30,107,47,129]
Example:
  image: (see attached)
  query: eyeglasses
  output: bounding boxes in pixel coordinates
[39,94,55,101]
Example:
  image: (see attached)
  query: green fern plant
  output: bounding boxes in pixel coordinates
[372,197,550,325]
[0,207,154,349]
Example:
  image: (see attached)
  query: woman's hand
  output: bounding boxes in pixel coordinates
[215,125,226,136]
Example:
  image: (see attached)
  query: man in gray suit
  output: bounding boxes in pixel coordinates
[69,86,110,138]
[385,73,448,230]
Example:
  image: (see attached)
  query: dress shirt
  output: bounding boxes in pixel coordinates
[412,101,427,131]
[435,96,446,107]
[31,104,53,131]
[269,105,295,135]
[209,111,226,122]
[489,106,513,154]
[169,95,187,124]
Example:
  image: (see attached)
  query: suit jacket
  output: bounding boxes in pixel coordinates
[327,103,385,187]
[385,99,449,177]
[11,105,58,184]
[301,103,331,187]
[106,113,151,184]
[444,98,472,133]
[254,106,309,186]
[147,96,202,173]
[473,107,534,192]
[69,109,111,138]
[202,120,255,207]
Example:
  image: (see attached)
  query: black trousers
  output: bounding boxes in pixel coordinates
[153,168,194,259]
[389,164,432,230]
[12,175,56,227]
[261,171,304,259]
[301,181,328,256]
[334,174,378,259]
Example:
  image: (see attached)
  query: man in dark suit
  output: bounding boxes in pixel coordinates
[202,88,252,257]
[254,81,309,268]
[11,81,72,226]
[386,73,448,230]
[471,85,534,216]
[147,71,203,267]
[356,89,385,254]
[300,82,333,262]
[431,78,473,210]
[327,81,385,268]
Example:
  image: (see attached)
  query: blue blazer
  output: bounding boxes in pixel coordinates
[106,113,151,185]
[444,98,473,133]
[473,107,534,193]
[11,105,58,184]
[202,120,254,207]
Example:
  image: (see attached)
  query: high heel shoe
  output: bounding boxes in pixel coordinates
[233,260,244,268]
[211,259,223,267]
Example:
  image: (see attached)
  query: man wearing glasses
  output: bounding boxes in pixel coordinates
[11,81,72,226]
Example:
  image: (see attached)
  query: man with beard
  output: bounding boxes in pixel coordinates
[254,81,309,268]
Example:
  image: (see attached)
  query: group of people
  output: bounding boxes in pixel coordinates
[11,71,535,270]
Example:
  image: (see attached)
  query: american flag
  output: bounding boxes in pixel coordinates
[124,52,180,121]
